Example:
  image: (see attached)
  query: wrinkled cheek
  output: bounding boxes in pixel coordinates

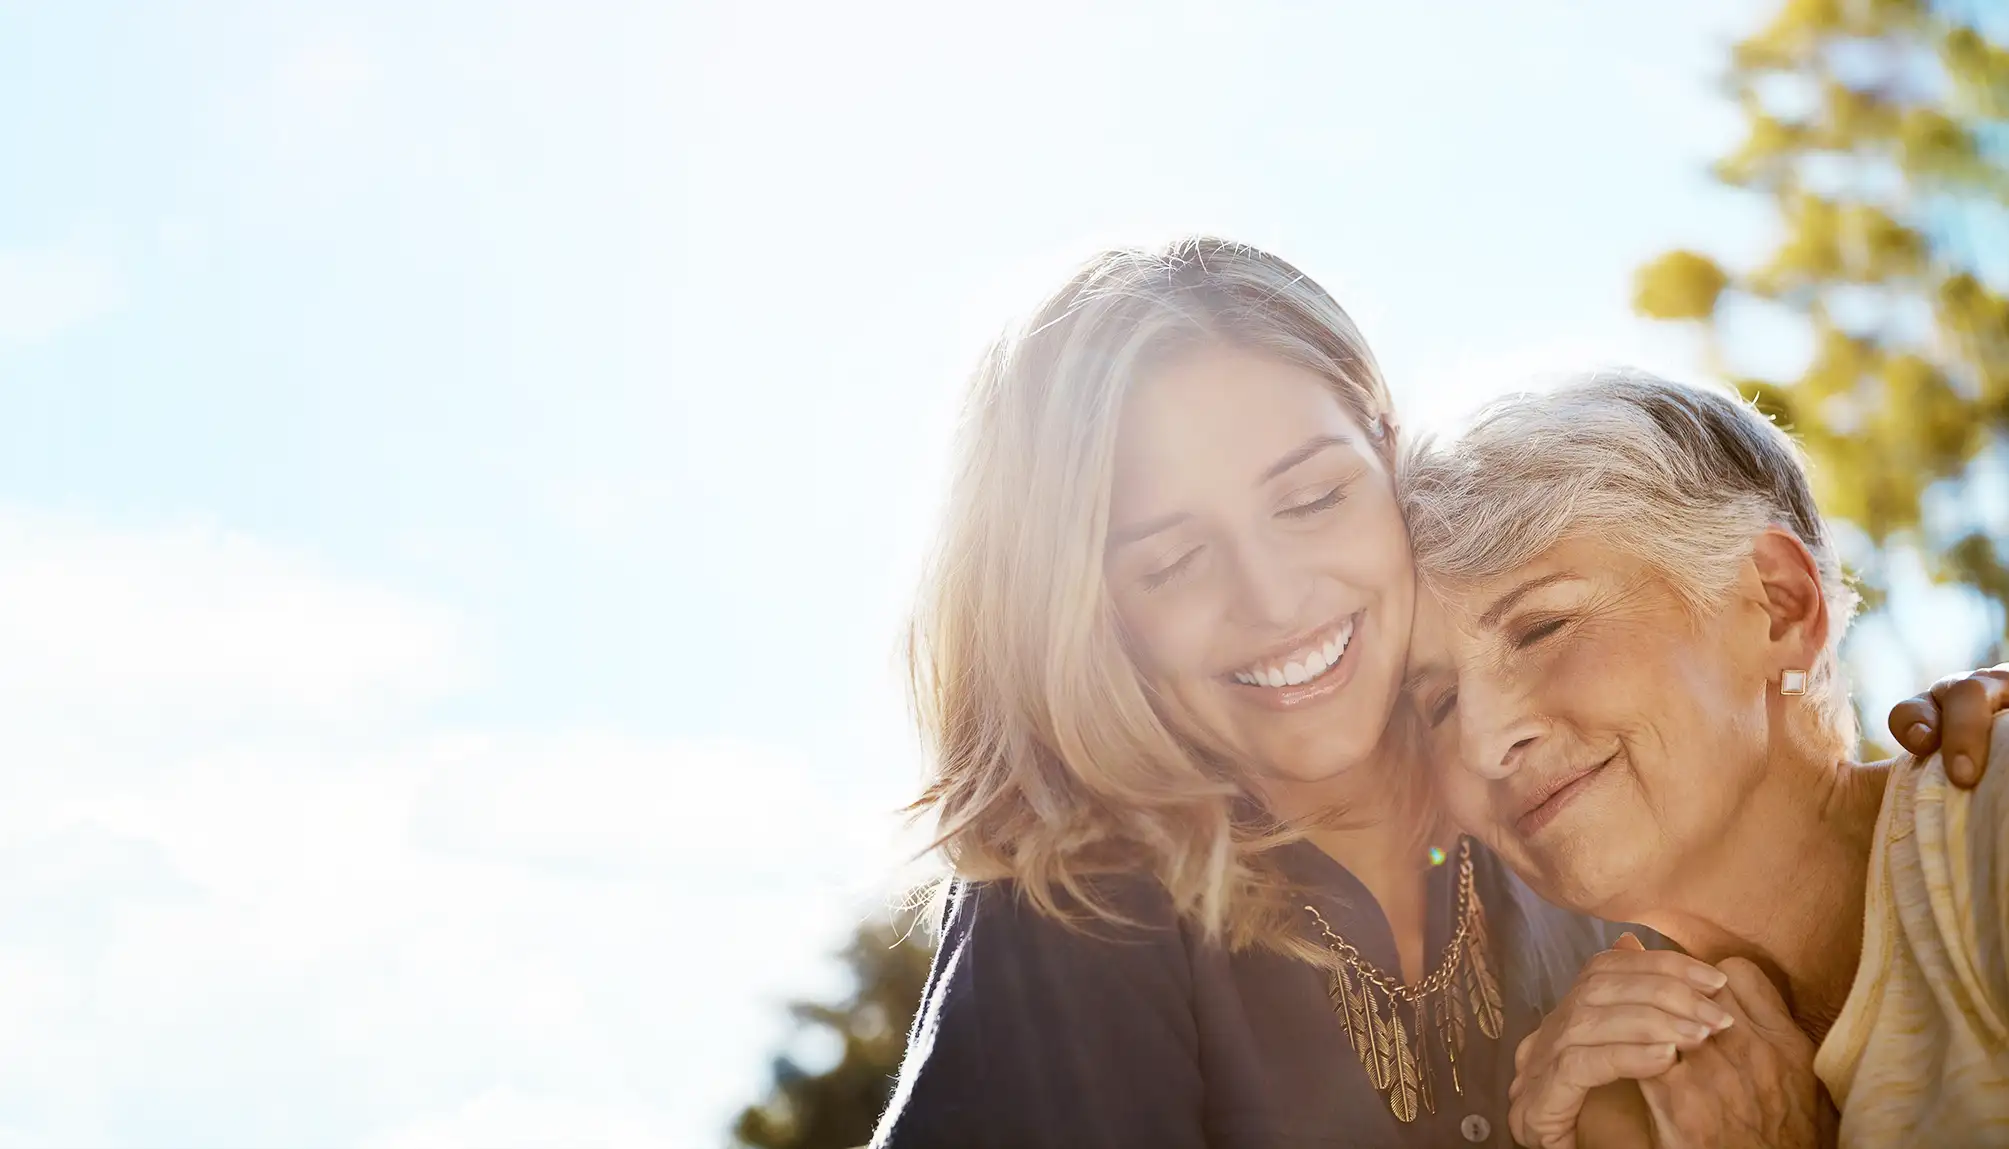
[1626,736,1739,842]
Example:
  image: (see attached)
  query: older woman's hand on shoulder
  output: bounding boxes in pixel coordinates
[1889,663,2009,788]
[1508,936,1831,1149]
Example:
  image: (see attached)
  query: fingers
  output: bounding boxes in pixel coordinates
[1582,945,1729,992]
[1635,971,1828,1149]
[1511,1006,1714,1102]
[1639,1040,1753,1149]
[1932,668,2008,788]
[1888,692,1941,757]
[1713,957,1802,1041]
[1512,997,1728,1106]
[1569,956,1736,1030]
[1553,1003,1726,1058]
[1635,1072,1690,1149]
[1515,955,1737,1098]
[1510,1043,1680,1149]
[1508,943,1742,1147]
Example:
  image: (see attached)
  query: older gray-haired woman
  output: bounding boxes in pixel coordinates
[1399,370,2009,1148]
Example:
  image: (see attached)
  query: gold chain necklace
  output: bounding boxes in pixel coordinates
[1303,838,1505,1123]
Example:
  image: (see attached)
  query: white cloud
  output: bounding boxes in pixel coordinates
[0,729,908,1147]
[0,506,913,1146]
[0,509,468,731]
[0,244,124,349]
[274,26,376,137]
[414,732,900,873]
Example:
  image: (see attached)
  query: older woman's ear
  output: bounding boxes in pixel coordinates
[1746,526,1831,672]
[1889,665,2009,788]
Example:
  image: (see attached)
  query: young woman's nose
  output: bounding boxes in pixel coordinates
[1223,534,1311,631]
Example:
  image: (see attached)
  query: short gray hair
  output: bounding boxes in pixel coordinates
[1401,368,1859,746]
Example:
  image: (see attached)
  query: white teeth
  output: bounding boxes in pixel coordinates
[1235,615,1361,691]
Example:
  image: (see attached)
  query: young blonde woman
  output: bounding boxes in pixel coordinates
[872,237,2002,1149]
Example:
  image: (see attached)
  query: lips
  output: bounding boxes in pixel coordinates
[1229,612,1359,690]
[1225,611,1368,713]
[1514,751,1618,837]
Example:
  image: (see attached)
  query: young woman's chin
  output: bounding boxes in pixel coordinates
[1261,750,1371,786]
[1258,714,1390,781]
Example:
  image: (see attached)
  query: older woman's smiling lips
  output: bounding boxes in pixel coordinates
[1515,751,1620,838]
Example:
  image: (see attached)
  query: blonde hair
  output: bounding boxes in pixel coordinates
[907,236,1396,954]
[1401,368,1859,749]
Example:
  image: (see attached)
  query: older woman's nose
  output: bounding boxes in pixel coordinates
[1458,680,1544,780]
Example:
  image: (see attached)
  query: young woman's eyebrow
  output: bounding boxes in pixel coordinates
[1107,511,1192,550]
[1258,434,1351,484]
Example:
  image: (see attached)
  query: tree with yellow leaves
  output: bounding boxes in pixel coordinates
[1636,0,2009,666]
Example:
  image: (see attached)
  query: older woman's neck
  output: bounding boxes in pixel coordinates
[1636,739,1887,1042]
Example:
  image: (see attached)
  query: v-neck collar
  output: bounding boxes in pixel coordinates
[1273,836,1464,985]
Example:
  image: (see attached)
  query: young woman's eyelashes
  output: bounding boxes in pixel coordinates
[1140,548,1200,591]
[1278,482,1348,519]
[1135,479,1352,592]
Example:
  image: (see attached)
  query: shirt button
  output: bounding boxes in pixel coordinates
[1460,1114,1492,1142]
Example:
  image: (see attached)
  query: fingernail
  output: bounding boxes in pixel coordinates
[1907,722,1932,745]
[1952,754,1974,782]
[1701,1003,1735,1030]
[1660,1043,1678,1061]
[1689,966,1729,990]
[1679,1021,1710,1041]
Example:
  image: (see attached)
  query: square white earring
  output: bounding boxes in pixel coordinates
[1780,669,1808,696]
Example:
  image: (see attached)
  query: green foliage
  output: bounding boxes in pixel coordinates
[731,908,935,1149]
[1638,0,2009,664]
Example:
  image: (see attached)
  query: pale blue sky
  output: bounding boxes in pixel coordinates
[0,1,1993,1146]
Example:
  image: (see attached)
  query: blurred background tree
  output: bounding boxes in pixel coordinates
[1636,0,2009,673]
[731,908,935,1149]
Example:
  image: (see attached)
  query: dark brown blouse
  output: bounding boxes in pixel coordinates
[872,838,1659,1148]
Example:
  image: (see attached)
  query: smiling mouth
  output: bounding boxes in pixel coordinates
[1229,612,1359,690]
[1515,751,1618,838]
